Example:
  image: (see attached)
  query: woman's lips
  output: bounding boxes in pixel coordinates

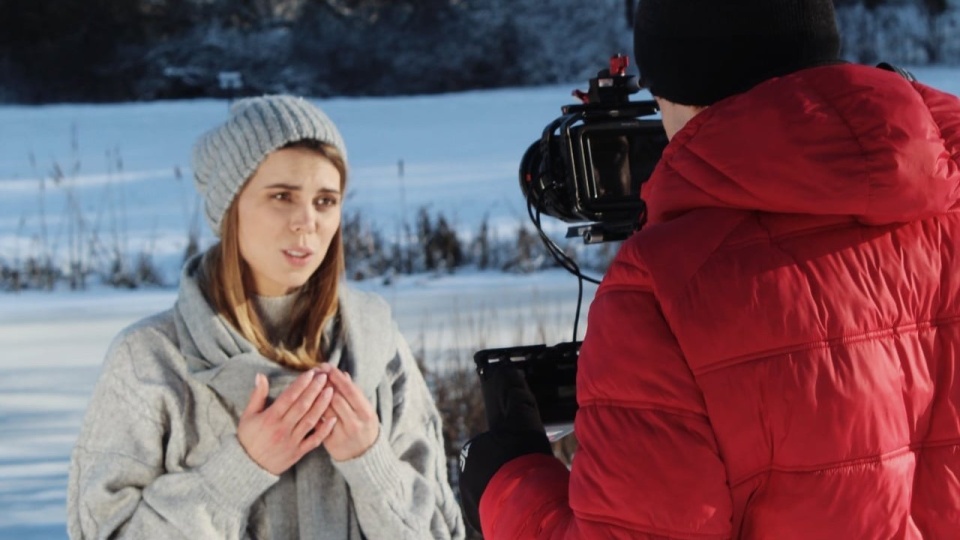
[282,248,313,267]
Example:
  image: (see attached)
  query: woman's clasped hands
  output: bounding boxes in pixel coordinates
[237,364,380,475]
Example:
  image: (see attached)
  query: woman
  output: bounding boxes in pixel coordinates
[67,95,465,539]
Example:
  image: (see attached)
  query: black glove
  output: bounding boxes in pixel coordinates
[458,364,552,534]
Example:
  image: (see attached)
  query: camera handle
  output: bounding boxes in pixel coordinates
[572,54,640,107]
[566,221,638,244]
[562,100,659,118]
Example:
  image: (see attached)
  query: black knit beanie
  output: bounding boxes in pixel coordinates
[634,0,841,106]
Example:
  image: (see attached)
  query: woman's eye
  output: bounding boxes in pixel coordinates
[315,196,339,208]
[271,192,290,201]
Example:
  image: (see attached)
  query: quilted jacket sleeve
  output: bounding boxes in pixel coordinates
[479,252,733,539]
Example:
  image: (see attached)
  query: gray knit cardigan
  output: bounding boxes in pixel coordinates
[67,254,465,539]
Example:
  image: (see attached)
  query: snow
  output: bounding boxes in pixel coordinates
[1,67,958,538]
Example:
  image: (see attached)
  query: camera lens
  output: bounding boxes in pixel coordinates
[518,141,544,210]
[518,139,583,222]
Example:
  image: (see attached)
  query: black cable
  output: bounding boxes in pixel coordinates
[573,261,584,343]
[526,199,601,342]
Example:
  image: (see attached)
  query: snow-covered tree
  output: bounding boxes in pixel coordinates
[0,0,959,103]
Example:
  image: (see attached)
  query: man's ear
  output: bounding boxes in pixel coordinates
[655,96,707,140]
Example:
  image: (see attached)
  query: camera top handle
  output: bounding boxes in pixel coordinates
[572,53,640,107]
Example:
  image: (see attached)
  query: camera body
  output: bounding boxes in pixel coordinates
[519,54,669,243]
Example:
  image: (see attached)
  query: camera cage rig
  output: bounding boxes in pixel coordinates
[520,54,667,338]
[475,55,667,440]
[519,53,666,245]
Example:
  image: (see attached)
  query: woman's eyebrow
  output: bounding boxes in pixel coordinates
[264,183,340,194]
[264,182,301,190]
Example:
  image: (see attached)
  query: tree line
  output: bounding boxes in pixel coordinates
[0,0,957,104]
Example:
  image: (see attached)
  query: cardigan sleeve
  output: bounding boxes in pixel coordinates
[478,255,734,539]
[333,326,466,540]
[67,335,278,540]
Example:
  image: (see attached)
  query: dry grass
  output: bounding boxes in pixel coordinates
[415,302,582,537]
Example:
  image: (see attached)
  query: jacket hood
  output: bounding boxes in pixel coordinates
[643,63,960,226]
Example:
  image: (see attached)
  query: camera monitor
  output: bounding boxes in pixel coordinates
[572,119,669,223]
[474,342,580,442]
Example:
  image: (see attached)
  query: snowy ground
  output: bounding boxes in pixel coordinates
[1,66,958,538]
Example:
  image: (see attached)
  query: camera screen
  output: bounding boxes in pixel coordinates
[582,121,668,209]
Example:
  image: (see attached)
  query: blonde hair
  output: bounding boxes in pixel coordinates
[201,141,346,370]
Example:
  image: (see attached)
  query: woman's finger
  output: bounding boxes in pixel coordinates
[268,369,318,419]
[329,391,363,427]
[300,415,337,453]
[241,373,269,420]
[325,368,375,417]
[281,372,327,426]
[292,386,334,441]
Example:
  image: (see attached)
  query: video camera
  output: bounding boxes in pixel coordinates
[475,56,668,441]
[519,54,669,244]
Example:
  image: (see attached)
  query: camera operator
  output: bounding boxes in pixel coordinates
[459,0,960,538]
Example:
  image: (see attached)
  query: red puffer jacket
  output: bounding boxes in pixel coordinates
[480,64,960,538]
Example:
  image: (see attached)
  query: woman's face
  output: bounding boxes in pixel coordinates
[235,147,342,297]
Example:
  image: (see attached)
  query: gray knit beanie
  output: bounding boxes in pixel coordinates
[192,95,348,236]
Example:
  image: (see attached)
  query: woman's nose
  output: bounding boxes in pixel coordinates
[289,204,317,233]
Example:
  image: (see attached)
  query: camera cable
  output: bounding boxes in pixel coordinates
[527,200,601,342]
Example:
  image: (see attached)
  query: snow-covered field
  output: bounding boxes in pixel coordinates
[1,66,958,538]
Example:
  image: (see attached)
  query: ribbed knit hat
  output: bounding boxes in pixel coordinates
[192,95,347,236]
[634,0,841,106]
